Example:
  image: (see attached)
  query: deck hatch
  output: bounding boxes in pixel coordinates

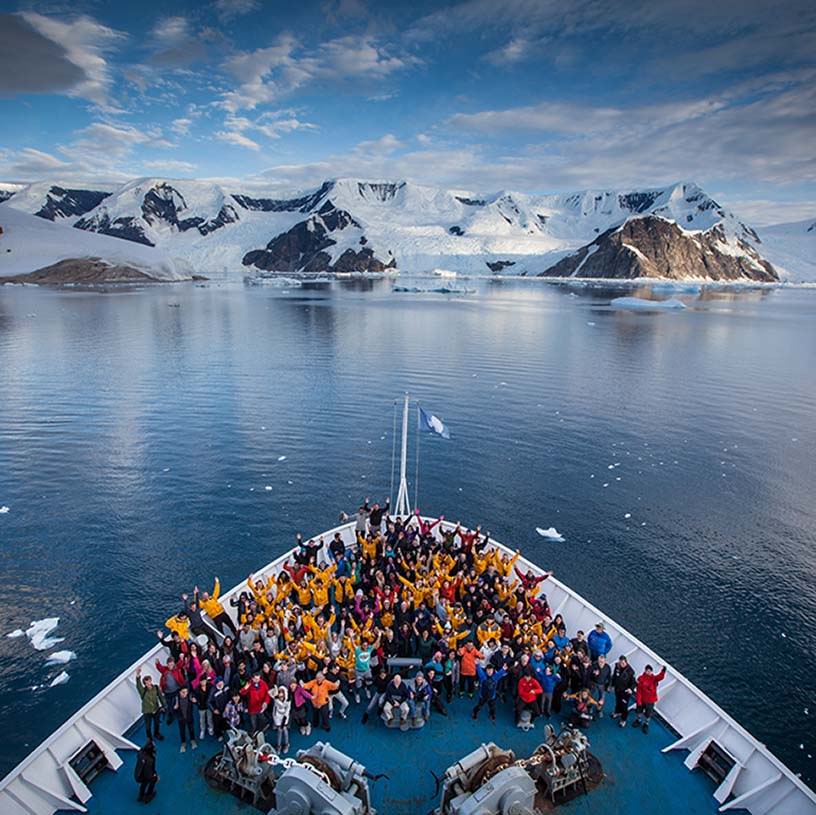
[698,741,736,786]
[69,741,107,786]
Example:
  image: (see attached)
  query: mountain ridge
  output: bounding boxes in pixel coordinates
[1,176,812,281]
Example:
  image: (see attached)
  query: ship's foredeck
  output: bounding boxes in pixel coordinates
[79,694,729,815]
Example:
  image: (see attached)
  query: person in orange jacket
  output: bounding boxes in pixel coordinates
[303,672,339,732]
[457,642,484,698]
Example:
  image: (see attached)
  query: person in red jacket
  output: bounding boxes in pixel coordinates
[239,673,270,734]
[515,671,543,725]
[632,664,666,734]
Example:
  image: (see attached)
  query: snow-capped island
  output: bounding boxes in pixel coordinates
[1,177,812,284]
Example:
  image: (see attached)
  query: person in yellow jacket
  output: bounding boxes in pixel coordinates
[494,549,521,578]
[198,578,239,636]
[303,609,336,642]
[164,612,190,641]
[477,619,501,646]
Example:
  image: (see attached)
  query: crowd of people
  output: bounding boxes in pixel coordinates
[133,498,667,802]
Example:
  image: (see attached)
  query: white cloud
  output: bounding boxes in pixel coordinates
[143,159,198,174]
[215,130,261,150]
[221,33,419,111]
[215,0,260,21]
[444,71,816,188]
[0,147,70,179]
[19,12,124,105]
[171,117,193,135]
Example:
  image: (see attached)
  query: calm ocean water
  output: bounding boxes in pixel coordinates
[0,279,814,784]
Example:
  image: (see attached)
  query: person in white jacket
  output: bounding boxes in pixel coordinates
[270,686,291,754]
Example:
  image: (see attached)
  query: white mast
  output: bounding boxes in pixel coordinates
[394,392,411,517]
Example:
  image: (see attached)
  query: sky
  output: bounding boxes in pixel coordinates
[0,0,814,224]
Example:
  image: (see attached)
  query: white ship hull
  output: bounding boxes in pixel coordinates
[1,518,814,815]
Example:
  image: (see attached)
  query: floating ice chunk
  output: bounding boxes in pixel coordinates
[70,599,76,605]
[277,455,287,461]
[608,465,614,470]
[536,527,564,542]
[31,685,40,691]
[0,506,9,513]
[624,513,631,519]
[49,671,70,687]
[611,296,686,311]
[265,485,272,491]
[781,633,787,638]
[603,483,609,487]
[6,629,24,638]
[287,480,293,485]
[46,650,76,665]
[26,618,63,650]
[261,426,266,430]
[587,321,596,326]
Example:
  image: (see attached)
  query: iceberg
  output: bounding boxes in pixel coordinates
[26,618,64,651]
[45,650,77,665]
[536,527,565,542]
[6,629,24,638]
[611,296,686,311]
[48,671,70,687]
[0,506,9,513]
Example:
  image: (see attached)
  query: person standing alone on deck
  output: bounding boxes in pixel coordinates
[632,664,666,734]
[134,739,158,803]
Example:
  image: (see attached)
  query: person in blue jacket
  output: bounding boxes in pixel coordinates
[587,622,613,660]
[551,626,570,651]
[471,663,507,722]
[539,664,559,717]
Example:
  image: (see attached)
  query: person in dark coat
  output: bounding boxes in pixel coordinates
[610,655,637,727]
[134,739,158,803]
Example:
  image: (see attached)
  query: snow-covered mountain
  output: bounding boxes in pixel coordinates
[756,219,816,282]
[0,205,190,282]
[1,176,807,282]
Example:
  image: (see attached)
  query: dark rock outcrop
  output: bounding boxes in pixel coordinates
[0,190,15,204]
[2,257,159,284]
[242,202,394,274]
[142,183,239,236]
[538,216,778,282]
[35,186,110,221]
[232,181,334,214]
[456,196,486,206]
[448,226,464,236]
[75,213,154,245]
[486,260,516,272]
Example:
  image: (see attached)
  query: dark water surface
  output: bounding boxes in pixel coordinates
[1,279,815,784]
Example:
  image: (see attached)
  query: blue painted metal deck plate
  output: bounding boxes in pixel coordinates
[69,694,746,815]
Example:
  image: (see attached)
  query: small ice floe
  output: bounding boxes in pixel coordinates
[26,618,64,651]
[587,321,596,326]
[624,513,632,519]
[805,707,810,715]
[6,629,24,638]
[611,296,686,311]
[69,600,76,605]
[608,465,615,470]
[781,633,787,638]
[261,426,266,430]
[31,685,40,691]
[277,455,287,462]
[46,650,76,665]
[49,671,70,687]
[162,467,170,472]
[603,483,609,487]
[0,506,9,513]
[265,485,272,491]
[536,527,565,542]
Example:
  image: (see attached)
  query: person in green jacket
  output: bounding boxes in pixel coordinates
[136,667,166,741]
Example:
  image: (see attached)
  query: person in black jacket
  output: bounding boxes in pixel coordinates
[174,687,197,752]
[588,654,611,719]
[610,655,636,727]
[134,739,158,803]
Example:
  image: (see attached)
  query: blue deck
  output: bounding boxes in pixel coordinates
[70,695,747,815]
